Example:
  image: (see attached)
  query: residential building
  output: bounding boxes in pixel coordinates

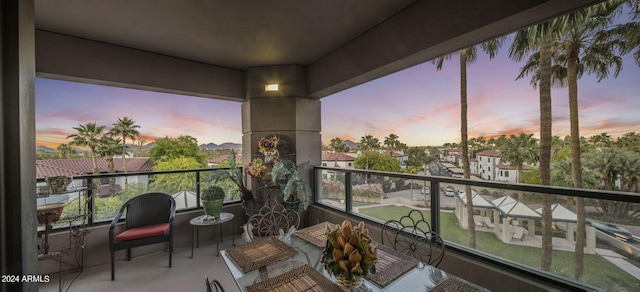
[476,149,501,181]
[207,154,242,167]
[36,158,153,199]
[321,152,355,169]
[496,163,530,183]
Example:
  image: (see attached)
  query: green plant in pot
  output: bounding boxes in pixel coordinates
[271,159,311,211]
[201,185,225,218]
[210,150,253,201]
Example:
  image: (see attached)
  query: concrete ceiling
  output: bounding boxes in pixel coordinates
[33,0,603,99]
[35,0,417,70]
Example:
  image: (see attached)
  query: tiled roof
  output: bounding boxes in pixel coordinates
[385,150,405,157]
[321,153,355,161]
[36,157,153,179]
[496,163,530,170]
[208,154,242,164]
[476,149,501,157]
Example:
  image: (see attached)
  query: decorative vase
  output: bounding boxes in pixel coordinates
[202,199,223,218]
[335,274,363,290]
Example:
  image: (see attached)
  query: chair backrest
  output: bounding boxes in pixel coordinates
[124,192,176,229]
[246,199,300,239]
[205,275,225,292]
[381,209,445,267]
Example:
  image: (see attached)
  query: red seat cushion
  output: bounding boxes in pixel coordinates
[115,223,170,242]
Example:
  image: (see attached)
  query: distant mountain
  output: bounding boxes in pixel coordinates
[199,142,242,150]
[37,145,88,153]
[36,145,56,153]
[343,140,360,150]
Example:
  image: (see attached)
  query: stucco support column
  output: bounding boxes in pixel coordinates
[242,65,321,197]
[1,0,38,291]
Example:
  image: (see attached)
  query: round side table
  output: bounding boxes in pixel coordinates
[189,213,235,258]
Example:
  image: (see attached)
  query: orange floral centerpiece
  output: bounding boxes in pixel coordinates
[322,220,378,289]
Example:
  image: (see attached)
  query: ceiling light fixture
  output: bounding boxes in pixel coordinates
[265,84,279,92]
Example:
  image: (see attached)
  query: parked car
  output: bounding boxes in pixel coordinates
[457,189,466,196]
[444,186,455,197]
[591,222,636,242]
[421,186,430,195]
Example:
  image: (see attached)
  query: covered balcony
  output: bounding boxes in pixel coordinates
[3,0,637,291]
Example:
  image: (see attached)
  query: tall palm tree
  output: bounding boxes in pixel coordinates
[359,135,380,171]
[67,122,106,174]
[96,135,122,193]
[499,133,540,199]
[329,137,348,167]
[552,3,624,278]
[433,39,503,249]
[509,20,554,272]
[383,133,400,151]
[56,143,73,159]
[111,117,140,183]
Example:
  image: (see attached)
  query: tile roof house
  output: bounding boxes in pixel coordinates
[36,158,154,198]
[321,153,355,168]
[36,158,154,179]
[207,154,242,167]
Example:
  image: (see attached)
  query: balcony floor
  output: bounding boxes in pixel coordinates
[39,234,243,292]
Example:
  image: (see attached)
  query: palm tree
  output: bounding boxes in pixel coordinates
[383,133,400,151]
[433,39,503,249]
[67,122,106,174]
[509,21,554,271]
[499,133,540,200]
[589,132,612,147]
[111,117,140,183]
[552,3,624,278]
[329,137,348,167]
[56,143,73,159]
[96,135,122,194]
[359,135,380,171]
[585,148,640,219]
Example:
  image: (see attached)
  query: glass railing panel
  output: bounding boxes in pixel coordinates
[93,175,151,222]
[316,169,346,211]
[199,169,242,202]
[313,166,640,290]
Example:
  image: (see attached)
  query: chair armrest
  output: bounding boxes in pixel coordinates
[109,203,129,241]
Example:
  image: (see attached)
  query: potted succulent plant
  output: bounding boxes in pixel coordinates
[322,220,378,289]
[200,185,225,218]
[270,159,311,211]
[45,175,72,194]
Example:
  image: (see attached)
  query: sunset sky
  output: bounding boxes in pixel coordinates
[36,40,640,149]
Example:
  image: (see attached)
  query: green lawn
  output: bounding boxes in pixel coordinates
[359,205,639,290]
